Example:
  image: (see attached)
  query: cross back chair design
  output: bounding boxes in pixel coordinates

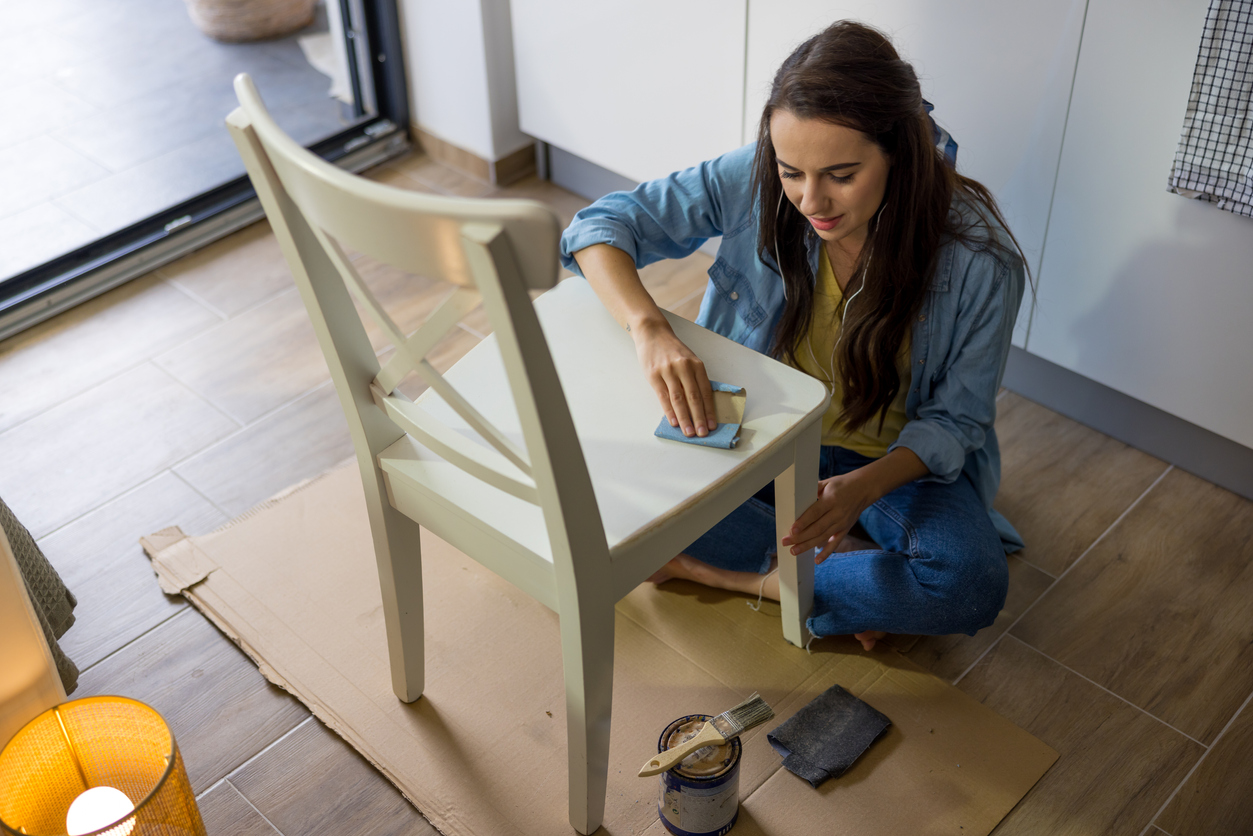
[228,73,828,833]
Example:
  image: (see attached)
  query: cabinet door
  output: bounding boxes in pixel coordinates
[745,1,1086,344]
[512,0,747,183]
[1029,0,1253,448]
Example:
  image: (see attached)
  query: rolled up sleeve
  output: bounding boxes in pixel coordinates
[559,144,756,274]
[891,253,1025,483]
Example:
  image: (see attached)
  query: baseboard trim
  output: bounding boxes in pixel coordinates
[492,143,537,186]
[412,127,535,186]
[548,144,637,200]
[1004,346,1253,501]
[546,144,721,256]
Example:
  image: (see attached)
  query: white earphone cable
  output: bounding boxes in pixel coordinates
[777,195,887,383]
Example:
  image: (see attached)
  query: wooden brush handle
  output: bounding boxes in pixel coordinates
[638,721,725,777]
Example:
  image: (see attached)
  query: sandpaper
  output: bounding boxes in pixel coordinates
[654,381,746,448]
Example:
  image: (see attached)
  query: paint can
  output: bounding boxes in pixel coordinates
[656,714,742,836]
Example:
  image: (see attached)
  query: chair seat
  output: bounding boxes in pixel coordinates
[379,277,828,603]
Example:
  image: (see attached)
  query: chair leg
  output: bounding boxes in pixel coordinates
[774,420,821,647]
[560,604,615,835]
[362,466,426,703]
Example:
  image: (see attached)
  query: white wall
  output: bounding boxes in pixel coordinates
[397,0,530,161]
[511,0,747,183]
[745,0,1086,347]
[1028,0,1253,448]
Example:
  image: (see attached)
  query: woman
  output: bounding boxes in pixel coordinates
[561,21,1026,651]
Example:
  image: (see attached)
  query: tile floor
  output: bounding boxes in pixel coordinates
[0,0,349,280]
[2,152,1250,835]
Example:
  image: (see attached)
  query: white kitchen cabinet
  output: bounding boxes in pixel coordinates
[1028,0,1253,448]
[509,0,1253,454]
[745,0,1086,346]
[511,0,747,183]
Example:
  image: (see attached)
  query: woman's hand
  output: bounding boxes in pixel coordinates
[574,243,718,437]
[632,319,717,438]
[781,474,874,563]
[782,447,930,563]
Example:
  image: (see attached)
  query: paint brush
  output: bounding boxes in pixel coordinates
[639,693,774,777]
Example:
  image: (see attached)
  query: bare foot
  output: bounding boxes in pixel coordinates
[649,554,777,598]
[854,630,887,651]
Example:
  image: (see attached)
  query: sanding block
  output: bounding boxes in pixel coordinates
[654,381,746,449]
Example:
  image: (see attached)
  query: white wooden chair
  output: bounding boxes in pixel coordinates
[228,73,828,834]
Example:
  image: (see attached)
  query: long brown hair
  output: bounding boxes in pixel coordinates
[752,20,1025,433]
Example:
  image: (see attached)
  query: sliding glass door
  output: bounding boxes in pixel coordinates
[0,0,408,340]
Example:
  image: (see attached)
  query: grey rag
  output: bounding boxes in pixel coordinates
[767,684,890,787]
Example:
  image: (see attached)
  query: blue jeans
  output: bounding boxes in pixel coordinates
[683,446,1009,638]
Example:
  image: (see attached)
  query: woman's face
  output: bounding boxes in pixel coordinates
[770,110,891,255]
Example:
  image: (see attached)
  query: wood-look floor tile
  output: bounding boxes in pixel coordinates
[154,288,328,425]
[352,255,457,347]
[669,291,704,322]
[425,326,481,371]
[489,175,591,227]
[1158,696,1253,836]
[197,781,282,836]
[229,717,439,836]
[384,153,493,198]
[0,363,236,538]
[364,162,439,194]
[958,636,1201,835]
[392,326,483,401]
[1011,468,1253,744]
[76,608,309,793]
[158,220,294,318]
[639,251,713,312]
[994,393,1168,576]
[39,473,228,670]
[174,384,353,517]
[0,272,220,433]
[902,554,1054,681]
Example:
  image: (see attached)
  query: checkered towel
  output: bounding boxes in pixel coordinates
[2,498,78,693]
[1167,0,1253,218]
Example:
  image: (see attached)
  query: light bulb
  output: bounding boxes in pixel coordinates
[65,786,136,836]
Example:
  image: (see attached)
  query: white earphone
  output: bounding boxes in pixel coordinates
[774,192,887,383]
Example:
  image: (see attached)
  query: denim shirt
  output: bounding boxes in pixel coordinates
[559,143,1026,552]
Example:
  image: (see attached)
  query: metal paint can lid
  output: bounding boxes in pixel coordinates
[660,716,739,780]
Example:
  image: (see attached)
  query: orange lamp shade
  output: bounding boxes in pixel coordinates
[0,697,205,836]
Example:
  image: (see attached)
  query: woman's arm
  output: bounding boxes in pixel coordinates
[561,147,759,438]
[574,244,717,438]
[782,447,930,561]
[892,252,1025,483]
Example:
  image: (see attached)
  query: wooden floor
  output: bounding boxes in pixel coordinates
[3,151,1250,835]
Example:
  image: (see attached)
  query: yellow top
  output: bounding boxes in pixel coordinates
[789,247,912,459]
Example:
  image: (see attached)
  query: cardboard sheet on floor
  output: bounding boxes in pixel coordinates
[142,463,1056,836]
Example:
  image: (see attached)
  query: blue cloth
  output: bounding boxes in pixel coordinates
[654,381,744,448]
[559,139,1026,553]
[682,446,1008,638]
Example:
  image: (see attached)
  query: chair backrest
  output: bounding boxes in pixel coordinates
[226,74,612,585]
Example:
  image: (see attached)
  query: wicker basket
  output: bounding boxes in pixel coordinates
[184,0,318,42]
